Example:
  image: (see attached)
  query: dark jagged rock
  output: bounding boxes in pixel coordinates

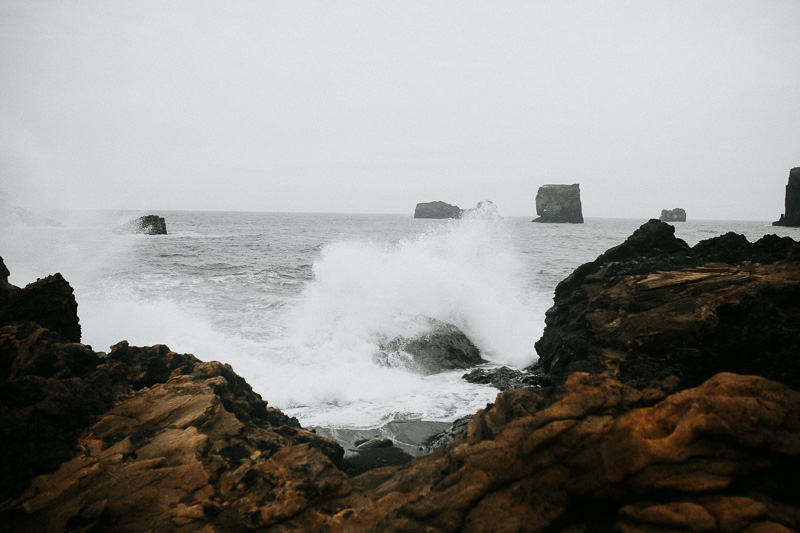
[374,320,486,374]
[0,271,81,343]
[536,219,800,391]
[773,167,800,227]
[2,221,800,532]
[659,207,686,221]
[0,256,9,286]
[114,214,168,235]
[462,365,544,391]
[532,183,584,223]
[414,201,461,219]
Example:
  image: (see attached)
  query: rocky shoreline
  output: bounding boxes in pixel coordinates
[1,219,799,531]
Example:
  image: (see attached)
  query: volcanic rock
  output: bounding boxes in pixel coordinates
[2,220,800,532]
[773,167,800,227]
[659,207,686,221]
[374,320,486,374]
[414,201,462,219]
[535,219,800,390]
[532,183,584,223]
[114,214,168,235]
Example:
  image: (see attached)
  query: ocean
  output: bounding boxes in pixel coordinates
[2,208,798,431]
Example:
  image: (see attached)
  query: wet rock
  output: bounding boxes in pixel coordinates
[114,214,168,235]
[773,167,800,227]
[659,207,686,221]
[0,272,81,343]
[532,183,584,223]
[2,221,800,532]
[375,320,485,374]
[535,219,800,391]
[414,201,462,219]
[462,365,544,391]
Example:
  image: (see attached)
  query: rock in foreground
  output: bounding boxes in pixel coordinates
[114,214,168,235]
[773,167,800,227]
[532,183,584,223]
[2,220,800,531]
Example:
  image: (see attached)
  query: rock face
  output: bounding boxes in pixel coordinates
[659,207,686,221]
[414,201,462,219]
[773,167,800,227]
[535,219,800,391]
[532,183,584,223]
[115,214,168,235]
[375,320,485,374]
[2,222,800,532]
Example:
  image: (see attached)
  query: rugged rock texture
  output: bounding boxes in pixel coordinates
[2,220,800,532]
[774,167,800,227]
[532,183,584,223]
[414,201,462,219]
[114,215,168,235]
[659,207,686,221]
[375,320,485,374]
[535,219,800,391]
[0,265,81,343]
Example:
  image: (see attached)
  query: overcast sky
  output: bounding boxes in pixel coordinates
[1,1,798,219]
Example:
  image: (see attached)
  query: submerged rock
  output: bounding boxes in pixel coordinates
[374,320,485,374]
[532,183,584,223]
[413,201,461,219]
[461,365,544,391]
[114,214,168,235]
[773,166,800,227]
[659,207,686,221]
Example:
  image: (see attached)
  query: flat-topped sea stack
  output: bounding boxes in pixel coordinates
[773,167,800,227]
[532,183,584,223]
[114,214,168,235]
[414,201,461,219]
[659,207,686,222]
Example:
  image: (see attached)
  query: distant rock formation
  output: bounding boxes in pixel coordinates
[659,207,686,222]
[414,201,461,219]
[773,167,800,227]
[532,183,584,223]
[114,214,167,235]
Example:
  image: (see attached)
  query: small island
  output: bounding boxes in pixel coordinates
[114,215,168,235]
[531,183,584,223]
[659,208,686,222]
[414,201,461,219]
[773,167,800,227]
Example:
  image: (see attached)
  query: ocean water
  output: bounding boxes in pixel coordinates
[1,209,798,429]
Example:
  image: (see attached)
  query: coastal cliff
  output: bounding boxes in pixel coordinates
[532,184,584,223]
[773,167,800,227]
[2,221,799,531]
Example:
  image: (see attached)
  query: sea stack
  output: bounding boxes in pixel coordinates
[773,167,800,227]
[532,184,584,223]
[414,201,461,219]
[114,215,168,235]
[659,208,686,222]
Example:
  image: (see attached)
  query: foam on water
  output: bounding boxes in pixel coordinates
[0,209,546,428]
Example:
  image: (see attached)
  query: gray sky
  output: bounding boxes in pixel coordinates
[1,1,799,219]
